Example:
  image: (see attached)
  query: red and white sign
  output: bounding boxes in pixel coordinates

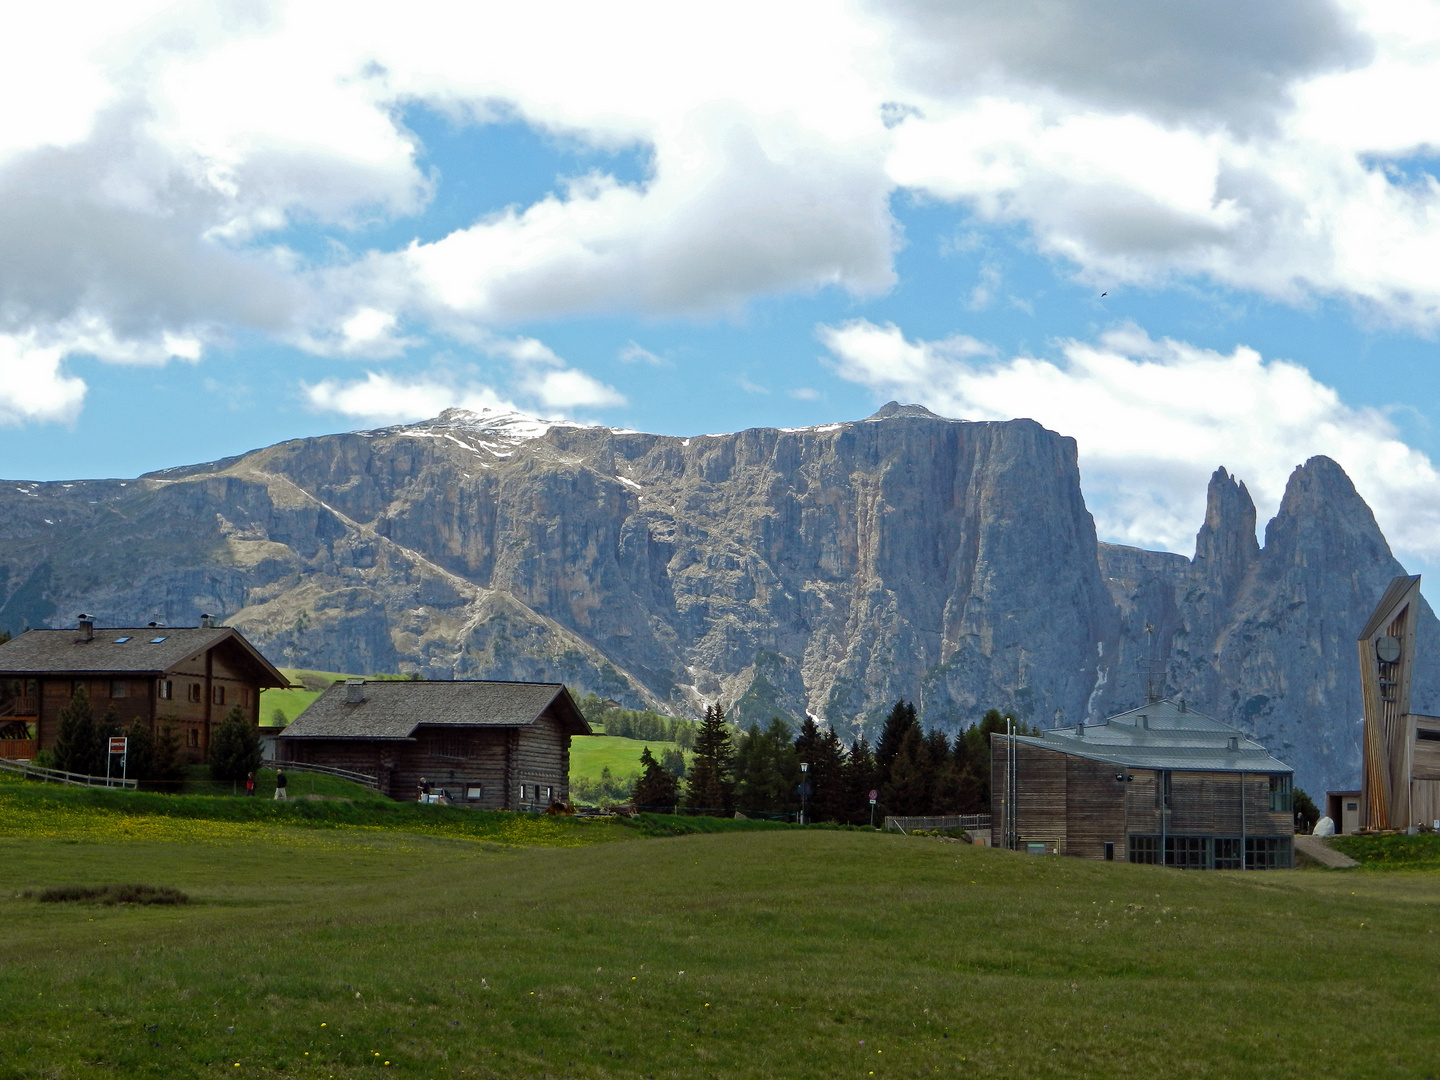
[868,789,878,803]
[108,737,128,755]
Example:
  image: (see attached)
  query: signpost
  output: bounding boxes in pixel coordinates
[869,788,878,828]
[106,736,128,788]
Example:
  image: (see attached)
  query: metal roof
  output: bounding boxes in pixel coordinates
[276,679,592,741]
[0,626,287,685]
[1010,697,1293,774]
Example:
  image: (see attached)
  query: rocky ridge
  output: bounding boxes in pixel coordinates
[0,403,1429,793]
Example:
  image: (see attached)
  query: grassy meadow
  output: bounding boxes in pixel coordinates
[569,734,682,781]
[3,778,1440,1079]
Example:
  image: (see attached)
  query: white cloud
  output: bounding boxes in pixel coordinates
[619,341,666,365]
[10,0,1440,425]
[821,318,1440,564]
[303,372,521,426]
[0,333,87,426]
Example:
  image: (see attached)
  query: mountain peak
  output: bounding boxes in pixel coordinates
[389,407,561,442]
[866,401,947,421]
[1193,466,1259,599]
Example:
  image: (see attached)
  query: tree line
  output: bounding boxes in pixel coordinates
[632,700,1032,821]
[576,693,698,749]
[37,684,263,787]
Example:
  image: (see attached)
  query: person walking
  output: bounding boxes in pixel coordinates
[274,768,288,800]
[418,776,431,803]
[245,771,255,797]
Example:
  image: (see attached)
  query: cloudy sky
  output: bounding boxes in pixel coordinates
[7,0,1440,576]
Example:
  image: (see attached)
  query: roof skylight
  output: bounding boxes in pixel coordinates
[112,637,131,644]
[149,636,167,644]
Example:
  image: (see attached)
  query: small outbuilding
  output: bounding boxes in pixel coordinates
[275,678,591,808]
[991,697,1295,869]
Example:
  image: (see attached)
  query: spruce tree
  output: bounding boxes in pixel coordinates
[632,747,680,809]
[659,746,686,779]
[209,705,261,783]
[875,700,918,789]
[52,685,97,775]
[842,735,880,825]
[798,723,846,824]
[123,720,155,783]
[882,725,930,815]
[734,718,796,814]
[152,722,185,790]
[684,704,734,815]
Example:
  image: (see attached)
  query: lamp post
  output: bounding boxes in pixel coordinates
[799,761,810,825]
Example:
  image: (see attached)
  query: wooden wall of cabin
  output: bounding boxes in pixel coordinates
[515,714,571,808]
[392,727,511,808]
[1064,756,1127,859]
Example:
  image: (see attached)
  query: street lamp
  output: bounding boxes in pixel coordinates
[799,761,810,825]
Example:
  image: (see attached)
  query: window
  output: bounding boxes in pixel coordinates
[1155,771,1173,809]
[212,685,225,706]
[1104,842,1114,861]
[1165,836,1207,870]
[71,680,85,697]
[158,680,173,700]
[110,680,128,698]
[1418,729,1440,742]
[1269,774,1293,813]
[188,683,202,703]
[149,636,167,644]
[1214,838,1243,870]
[518,784,527,803]
[187,728,199,748]
[466,786,483,801]
[543,786,552,803]
[432,732,467,759]
[1245,836,1290,870]
[112,637,131,644]
[240,687,251,707]
[1346,801,1358,812]
[1128,835,1159,865]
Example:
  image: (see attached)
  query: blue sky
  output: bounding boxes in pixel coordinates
[5,1,1440,577]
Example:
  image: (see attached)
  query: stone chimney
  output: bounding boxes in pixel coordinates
[345,678,366,704]
[77,614,94,642]
[1228,735,1239,751]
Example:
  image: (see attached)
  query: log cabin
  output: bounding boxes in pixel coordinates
[274,678,591,808]
[0,615,287,763]
[991,697,1295,869]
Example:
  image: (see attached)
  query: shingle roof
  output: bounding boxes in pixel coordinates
[0,626,286,684]
[1009,697,1292,774]
[276,679,592,740]
[1358,574,1420,640]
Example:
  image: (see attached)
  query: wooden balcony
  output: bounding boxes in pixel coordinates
[0,695,37,717]
[0,739,37,760]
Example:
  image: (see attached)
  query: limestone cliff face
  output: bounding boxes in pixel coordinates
[0,406,1425,792]
[1099,457,1440,794]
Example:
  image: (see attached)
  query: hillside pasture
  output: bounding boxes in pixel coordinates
[3,794,1439,1078]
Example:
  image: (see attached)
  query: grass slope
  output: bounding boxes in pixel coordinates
[3,809,1440,1078]
[570,734,681,780]
[261,669,416,728]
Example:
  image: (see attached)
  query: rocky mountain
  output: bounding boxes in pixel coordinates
[0,403,1428,793]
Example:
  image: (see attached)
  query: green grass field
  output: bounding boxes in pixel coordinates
[3,781,1440,1079]
[569,734,681,780]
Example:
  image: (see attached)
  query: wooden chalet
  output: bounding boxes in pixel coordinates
[1358,574,1440,831]
[0,616,287,763]
[991,697,1295,869]
[274,679,591,808]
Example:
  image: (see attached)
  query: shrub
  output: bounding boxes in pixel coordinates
[209,706,261,783]
[30,884,189,905]
[51,685,97,774]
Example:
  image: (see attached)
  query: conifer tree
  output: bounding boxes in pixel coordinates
[875,700,918,789]
[52,684,97,774]
[152,721,185,790]
[882,725,930,815]
[806,726,847,823]
[209,704,261,783]
[659,746,686,779]
[842,735,880,825]
[632,747,679,809]
[684,703,734,815]
[733,718,796,814]
[123,719,155,783]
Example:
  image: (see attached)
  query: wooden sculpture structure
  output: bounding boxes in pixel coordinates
[1358,575,1440,830]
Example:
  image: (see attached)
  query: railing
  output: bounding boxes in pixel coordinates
[0,739,37,760]
[884,813,991,834]
[0,757,137,789]
[0,695,37,716]
[270,759,380,789]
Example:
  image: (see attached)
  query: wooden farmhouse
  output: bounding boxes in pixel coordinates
[0,616,287,763]
[1357,575,1440,831]
[991,697,1295,869]
[274,679,591,808]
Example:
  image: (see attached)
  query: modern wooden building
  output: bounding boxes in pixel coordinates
[0,616,287,763]
[991,697,1295,869]
[274,679,591,808]
[1357,575,1440,831]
